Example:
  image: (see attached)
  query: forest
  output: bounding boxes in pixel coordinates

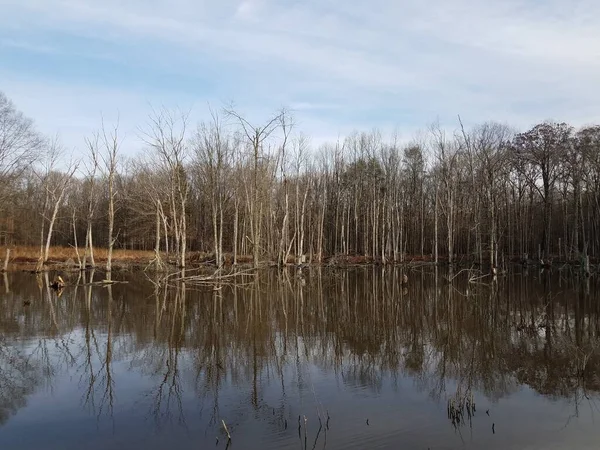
[1,90,599,270]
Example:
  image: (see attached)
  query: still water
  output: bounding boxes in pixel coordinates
[0,267,599,449]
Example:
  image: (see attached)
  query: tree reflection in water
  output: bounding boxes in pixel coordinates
[0,267,598,447]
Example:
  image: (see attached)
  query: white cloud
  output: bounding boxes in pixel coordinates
[234,0,264,20]
[1,0,600,153]
[0,37,57,54]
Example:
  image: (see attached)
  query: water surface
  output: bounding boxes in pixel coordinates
[0,268,599,449]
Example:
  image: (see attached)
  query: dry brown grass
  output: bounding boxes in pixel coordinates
[0,245,155,263]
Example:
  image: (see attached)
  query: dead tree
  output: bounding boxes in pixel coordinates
[35,140,79,271]
[83,133,101,269]
[100,117,121,273]
[141,107,190,270]
[276,114,293,267]
[192,108,232,269]
[224,106,288,268]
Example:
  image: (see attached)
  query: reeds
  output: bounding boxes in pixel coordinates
[447,391,476,428]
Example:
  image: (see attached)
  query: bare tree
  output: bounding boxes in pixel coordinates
[141,107,190,270]
[430,122,460,265]
[276,114,294,267]
[0,92,43,205]
[82,133,101,269]
[4,94,600,268]
[125,156,170,269]
[292,135,310,265]
[460,120,512,267]
[192,108,232,269]
[100,117,121,273]
[513,122,572,260]
[0,92,42,255]
[570,126,599,262]
[224,106,288,268]
[35,140,78,271]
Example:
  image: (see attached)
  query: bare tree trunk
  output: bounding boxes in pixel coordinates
[83,133,99,269]
[573,181,581,259]
[224,106,289,268]
[44,191,63,263]
[160,203,169,258]
[277,127,292,267]
[392,194,399,262]
[151,200,165,270]
[295,176,300,260]
[372,191,377,261]
[218,202,224,268]
[179,190,187,270]
[2,248,9,272]
[36,174,50,273]
[345,200,351,255]
[72,209,81,268]
[83,224,96,269]
[37,222,45,271]
[434,184,439,264]
[233,199,239,265]
[2,272,8,293]
[447,191,454,265]
[334,191,340,255]
[380,198,387,264]
[580,191,587,261]
[278,179,289,267]
[400,193,404,263]
[420,182,425,257]
[41,158,77,264]
[170,193,180,265]
[140,107,189,270]
[100,118,120,273]
[317,183,326,263]
[490,190,496,268]
[298,180,309,263]
[212,196,219,266]
[543,189,552,260]
[253,132,260,268]
[106,168,115,272]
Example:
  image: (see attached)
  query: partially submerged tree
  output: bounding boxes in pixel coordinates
[224,106,289,269]
[35,139,78,272]
[82,133,100,269]
[100,118,121,273]
[191,108,232,269]
[141,107,190,270]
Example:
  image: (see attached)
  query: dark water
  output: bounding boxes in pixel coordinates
[1,267,599,449]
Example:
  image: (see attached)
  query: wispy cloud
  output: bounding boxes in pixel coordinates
[0,38,57,54]
[1,0,599,154]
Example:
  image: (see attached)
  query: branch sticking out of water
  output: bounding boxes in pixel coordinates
[169,267,257,286]
[221,419,232,441]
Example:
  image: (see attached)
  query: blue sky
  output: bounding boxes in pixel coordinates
[1,0,599,155]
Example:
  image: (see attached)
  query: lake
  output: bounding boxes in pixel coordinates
[0,267,599,449]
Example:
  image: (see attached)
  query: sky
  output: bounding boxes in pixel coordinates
[1,0,600,155]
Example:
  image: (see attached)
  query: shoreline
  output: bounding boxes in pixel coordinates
[0,246,595,274]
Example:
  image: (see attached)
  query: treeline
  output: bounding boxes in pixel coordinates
[1,90,600,268]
